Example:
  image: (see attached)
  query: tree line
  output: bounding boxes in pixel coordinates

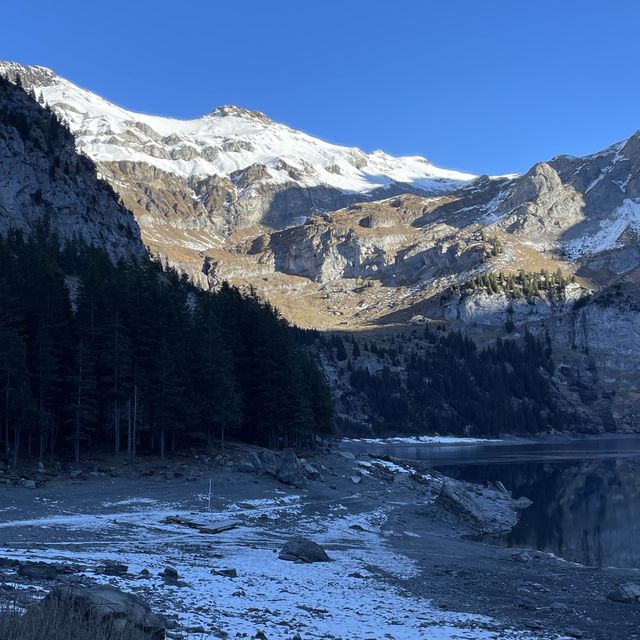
[0,225,333,466]
[341,327,568,437]
[446,268,576,303]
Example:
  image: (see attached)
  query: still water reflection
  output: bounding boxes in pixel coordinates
[343,436,640,568]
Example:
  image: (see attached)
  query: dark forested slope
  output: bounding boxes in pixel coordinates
[0,227,333,465]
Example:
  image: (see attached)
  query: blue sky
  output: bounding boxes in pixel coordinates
[3,1,639,175]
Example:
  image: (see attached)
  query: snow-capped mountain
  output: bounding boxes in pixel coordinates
[0,62,475,238]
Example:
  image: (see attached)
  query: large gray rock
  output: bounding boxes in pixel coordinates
[258,450,279,477]
[276,448,306,487]
[43,584,166,639]
[607,583,640,604]
[430,479,519,535]
[278,538,331,563]
[243,448,318,487]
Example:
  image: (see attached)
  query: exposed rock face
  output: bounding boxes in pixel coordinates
[492,163,585,250]
[0,74,144,260]
[444,284,586,325]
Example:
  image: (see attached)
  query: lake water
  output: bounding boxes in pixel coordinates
[343,436,640,569]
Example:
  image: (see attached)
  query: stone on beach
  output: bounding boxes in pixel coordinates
[278,537,331,563]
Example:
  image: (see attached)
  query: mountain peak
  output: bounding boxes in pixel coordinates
[0,61,60,88]
[208,104,273,124]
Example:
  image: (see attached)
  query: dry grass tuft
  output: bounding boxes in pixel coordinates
[0,597,153,640]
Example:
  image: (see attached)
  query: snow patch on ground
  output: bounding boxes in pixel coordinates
[563,198,640,258]
[343,435,501,445]
[0,494,552,639]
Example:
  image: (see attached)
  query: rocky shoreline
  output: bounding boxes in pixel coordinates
[0,444,639,639]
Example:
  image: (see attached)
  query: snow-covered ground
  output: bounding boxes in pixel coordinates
[0,489,554,639]
[342,435,501,445]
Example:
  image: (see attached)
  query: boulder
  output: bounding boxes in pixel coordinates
[607,583,640,604]
[236,460,256,474]
[431,479,518,534]
[42,584,165,639]
[20,479,36,489]
[513,496,533,509]
[159,566,179,584]
[101,560,128,577]
[301,461,322,481]
[278,537,331,563]
[17,561,61,580]
[276,448,305,487]
[243,449,317,487]
[211,568,237,578]
[258,450,278,476]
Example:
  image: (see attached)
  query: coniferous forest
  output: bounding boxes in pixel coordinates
[339,327,568,437]
[0,224,334,466]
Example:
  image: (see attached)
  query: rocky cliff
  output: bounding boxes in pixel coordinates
[0,74,144,259]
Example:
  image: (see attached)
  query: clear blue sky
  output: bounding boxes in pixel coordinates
[3,1,639,175]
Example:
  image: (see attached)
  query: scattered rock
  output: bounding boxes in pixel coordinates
[0,557,20,570]
[607,582,640,604]
[564,628,584,639]
[159,566,180,584]
[513,496,533,509]
[301,461,322,481]
[17,561,65,580]
[511,551,533,563]
[278,538,331,563]
[350,475,362,484]
[242,448,319,487]
[42,584,165,639]
[101,560,128,577]
[20,479,36,489]
[211,568,237,578]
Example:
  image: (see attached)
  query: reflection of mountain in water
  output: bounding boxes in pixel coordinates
[443,459,640,569]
